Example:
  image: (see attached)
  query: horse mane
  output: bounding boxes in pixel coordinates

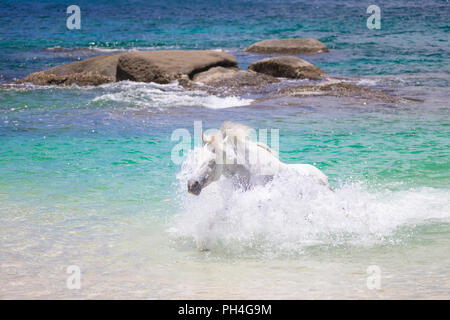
[220,121,251,141]
[217,121,276,155]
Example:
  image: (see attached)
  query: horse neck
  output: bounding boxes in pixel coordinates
[224,139,284,175]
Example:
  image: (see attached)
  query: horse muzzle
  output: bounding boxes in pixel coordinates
[187,179,202,195]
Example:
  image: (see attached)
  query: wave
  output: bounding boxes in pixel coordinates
[2,80,253,109]
[353,72,450,87]
[92,81,253,109]
[169,147,450,256]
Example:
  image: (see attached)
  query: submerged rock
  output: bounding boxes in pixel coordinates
[116,50,237,83]
[248,56,325,80]
[275,80,403,103]
[19,54,121,86]
[244,38,329,55]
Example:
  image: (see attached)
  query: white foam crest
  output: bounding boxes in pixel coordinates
[169,148,450,254]
[355,78,381,86]
[93,81,252,109]
[87,46,125,53]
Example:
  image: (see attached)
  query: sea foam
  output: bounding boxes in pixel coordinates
[93,81,253,109]
[169,146,450,255]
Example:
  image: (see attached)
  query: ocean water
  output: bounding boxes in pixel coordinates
[0,0,449,299]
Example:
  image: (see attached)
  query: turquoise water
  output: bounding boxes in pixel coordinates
[0,0,449,298]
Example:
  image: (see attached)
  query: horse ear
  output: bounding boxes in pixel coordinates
[202,131,210,145]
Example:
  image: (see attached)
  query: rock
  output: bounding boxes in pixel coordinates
[207,70,278,88]
[244,38,329,55]
[248,56,325,80]
[186,68,279,95]
[192,66,240,83]
[276,80,403,103]
[20,54,121,86]
[116,50,237,83]
[20,50,238,86]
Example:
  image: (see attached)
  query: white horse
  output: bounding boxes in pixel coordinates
[187,122,329,195]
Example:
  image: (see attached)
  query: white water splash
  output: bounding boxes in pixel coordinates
[93,81,253,109]
[170,147,450,255]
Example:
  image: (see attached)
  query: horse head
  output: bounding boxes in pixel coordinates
[187,130,223,195]
[187,122,278,195]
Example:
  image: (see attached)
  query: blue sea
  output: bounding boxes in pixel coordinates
[0,0,449,299]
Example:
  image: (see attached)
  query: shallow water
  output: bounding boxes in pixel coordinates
[0,0,449,299]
